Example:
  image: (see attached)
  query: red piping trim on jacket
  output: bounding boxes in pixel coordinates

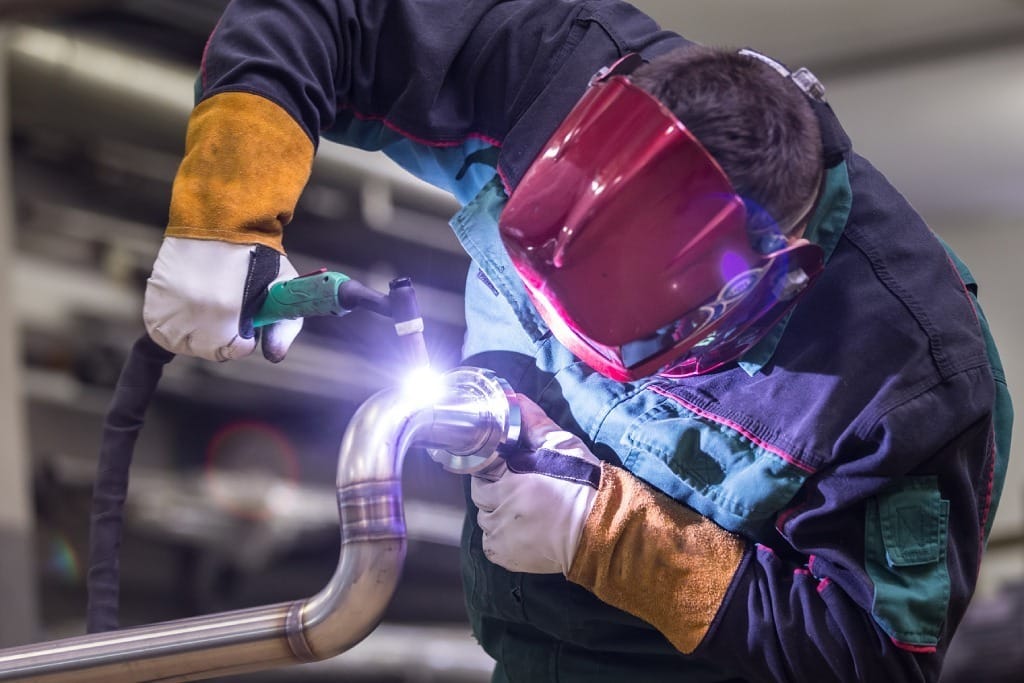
[199,18,222,92]
[889,637,937,654]
[942,252,981,328]
[941,251,999,564]
[336,103,503,149]
[978,425,997,558]
[497,166,514,196]
[334,104,517,194]
[774,503,805,534]
[650,386,817,474]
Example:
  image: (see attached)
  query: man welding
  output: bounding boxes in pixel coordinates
[142,1,1012,681]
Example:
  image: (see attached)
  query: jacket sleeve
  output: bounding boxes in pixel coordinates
[167,0,679,248]
[569,364,1001,683]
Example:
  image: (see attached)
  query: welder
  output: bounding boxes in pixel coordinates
[142,1,1013,681]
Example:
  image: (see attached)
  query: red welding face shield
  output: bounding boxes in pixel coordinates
[498,56,825,381]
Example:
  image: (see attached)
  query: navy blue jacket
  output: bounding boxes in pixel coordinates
[196,2,1013,680]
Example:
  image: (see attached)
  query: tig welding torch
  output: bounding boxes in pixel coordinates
[254,268,431,368]
[86,268,431,634]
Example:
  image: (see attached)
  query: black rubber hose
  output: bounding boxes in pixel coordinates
[86,334,174,633]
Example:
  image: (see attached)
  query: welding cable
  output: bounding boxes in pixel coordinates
[84,277,423,633]
[85,334,175,633]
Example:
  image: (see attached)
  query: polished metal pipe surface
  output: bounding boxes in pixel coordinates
[0,367,517,682]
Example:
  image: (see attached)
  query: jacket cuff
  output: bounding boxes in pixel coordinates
[166,91,315,253]
[566,463,748,654]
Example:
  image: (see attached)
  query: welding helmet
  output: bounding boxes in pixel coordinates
[498,53,825,380]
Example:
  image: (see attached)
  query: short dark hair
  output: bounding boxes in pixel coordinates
[630,45,823,244]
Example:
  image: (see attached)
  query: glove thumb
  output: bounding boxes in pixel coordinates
[241,246,302,363]
[517,395,564,449]
[517,396,598,464]
[261,317,303,363]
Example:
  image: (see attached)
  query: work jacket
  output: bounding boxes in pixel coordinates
[188,1,1013,680]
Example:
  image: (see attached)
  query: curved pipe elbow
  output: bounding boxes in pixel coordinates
[0,367,518,682]
[295,367,520,660]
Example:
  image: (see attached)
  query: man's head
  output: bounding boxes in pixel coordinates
[631,45,824,249]
[499,45,828,380]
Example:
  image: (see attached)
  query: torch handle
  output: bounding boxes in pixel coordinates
[253,269,351,328]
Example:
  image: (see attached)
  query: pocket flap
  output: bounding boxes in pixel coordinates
[878,479,945,567]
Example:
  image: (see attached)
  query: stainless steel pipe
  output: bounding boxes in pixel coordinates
[0,367,520,682]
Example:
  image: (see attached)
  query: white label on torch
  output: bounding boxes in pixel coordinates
[395,318,424,336]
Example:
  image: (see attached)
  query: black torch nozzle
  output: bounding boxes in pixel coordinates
[336,276,430,369]
[388,277,431,369]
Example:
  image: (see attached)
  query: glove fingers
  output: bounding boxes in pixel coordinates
[144,238,283,361]
[215,335,258,362]
[471,475,501,513]
[262,318,303,362]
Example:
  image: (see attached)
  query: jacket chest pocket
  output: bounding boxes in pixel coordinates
[616,391,811,536]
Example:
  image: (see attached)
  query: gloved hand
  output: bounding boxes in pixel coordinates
[471,395,603,575]
[143,236,302,362]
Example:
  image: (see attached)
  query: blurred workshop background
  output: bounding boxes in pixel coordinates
[0,1,1022,682]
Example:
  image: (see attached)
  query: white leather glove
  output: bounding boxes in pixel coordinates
[143,236,302,362]
[471,395,602,575]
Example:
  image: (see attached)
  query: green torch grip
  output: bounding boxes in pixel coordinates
[253,270,352,328]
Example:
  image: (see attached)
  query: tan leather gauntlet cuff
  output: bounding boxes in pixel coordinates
[567,463,748,654]
[166,91,315,253]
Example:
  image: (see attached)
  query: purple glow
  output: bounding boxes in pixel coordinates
[719,250,748,283]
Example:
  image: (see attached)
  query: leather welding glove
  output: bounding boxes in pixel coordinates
[471,395,602,575]
[144,237,301,362]
[474,395,750,655]
[143,91,316,362]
